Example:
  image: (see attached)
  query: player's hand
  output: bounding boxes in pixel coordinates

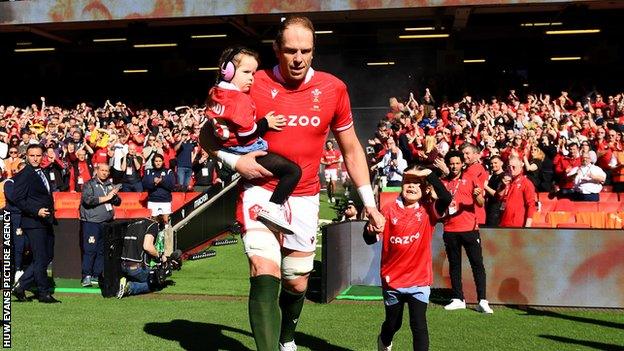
[267,113,286,131]
[235,151,273,179]
[38,208,50,217]
[365,207,385,233]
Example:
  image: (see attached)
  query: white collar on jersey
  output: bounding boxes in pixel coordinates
[272,65,315,85]
[396,196,420,209]
[217,81,240,91]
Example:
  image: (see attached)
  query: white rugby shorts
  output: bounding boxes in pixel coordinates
[147,201,172,216]
[237,184,319,253]
[324,168,339,182]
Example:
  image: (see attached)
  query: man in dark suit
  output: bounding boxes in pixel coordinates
[12,144,60,303]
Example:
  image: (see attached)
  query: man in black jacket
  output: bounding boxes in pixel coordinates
[12,144,60,303]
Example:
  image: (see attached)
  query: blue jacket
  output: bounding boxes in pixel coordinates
[13,164,56,228]
[142,168,175,202]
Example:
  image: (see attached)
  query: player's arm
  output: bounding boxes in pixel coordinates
[335,126,385,233]
[199,122,272,179]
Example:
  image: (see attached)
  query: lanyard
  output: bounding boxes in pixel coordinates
[448,178,462,197]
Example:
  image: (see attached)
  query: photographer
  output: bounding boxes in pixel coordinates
[117,216,179,298]
[79,164,122,287]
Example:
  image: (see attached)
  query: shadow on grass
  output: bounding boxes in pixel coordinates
[144,319,354,351]
[507,305,624,330]
[294,331,356,351]
[144,319,252,350]
[539,335,624,351]
[429,288,454,307]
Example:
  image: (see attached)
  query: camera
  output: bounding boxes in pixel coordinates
[148,250,183,288]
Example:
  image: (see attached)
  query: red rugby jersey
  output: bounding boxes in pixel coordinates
[463,162,488,224]
[321,149,342,170]
[379,197,438,289]
[250,67,353,196]
[206,83,259,148]
[442,174,480,232]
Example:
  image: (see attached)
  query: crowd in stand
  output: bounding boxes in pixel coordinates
[0,98,233,203]
[367,88,624,227]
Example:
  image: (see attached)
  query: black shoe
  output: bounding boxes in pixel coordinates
[38,294,61,304]
[12,285,29,302]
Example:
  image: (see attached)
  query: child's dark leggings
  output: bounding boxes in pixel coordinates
[380,296,429,351]
[256,152,302,205]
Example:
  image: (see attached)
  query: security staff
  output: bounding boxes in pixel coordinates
[79,163,122,287]
[12,144,59,303]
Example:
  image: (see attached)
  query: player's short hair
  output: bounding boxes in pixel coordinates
[445,150,464,164]
[275,16,315,49]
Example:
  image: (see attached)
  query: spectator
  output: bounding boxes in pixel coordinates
[498,156,536,227]
[142,154,175,223]
[523,146,553,192]
[461,144,488,225]
[553,142,581,198]
[439,151,492,314]
[142,134,163,171]
[174,128,197,189]
[4,147,22,178]
[120,144,144,192]
[571,151,607,201]
[69,149,93,192]
[373,138,407,187]
[41,146,67,192]
[79,164,121,287]
[484,155,505,227]
[341,200,359,221]
[192,150,220,193]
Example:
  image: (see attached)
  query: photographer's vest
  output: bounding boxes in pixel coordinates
[121,219,159,264]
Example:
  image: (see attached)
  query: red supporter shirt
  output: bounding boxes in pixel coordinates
[463,162,488,224]
[91,148,109,164]
[206,83,259,148]
[69,161,92,192]
[499,174,536,227]
[249,67,354,196]
[379,197,438,289]
[442,174,480,232]
[321,149,342,170]
[553,154,581,189]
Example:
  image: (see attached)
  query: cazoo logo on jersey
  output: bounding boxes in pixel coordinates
[287,115,321,127]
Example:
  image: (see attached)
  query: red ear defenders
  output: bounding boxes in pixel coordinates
[220,47,244,82]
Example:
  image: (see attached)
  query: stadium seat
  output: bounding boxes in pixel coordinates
[123,208,152,218]
[117,192,145,209]
[572,202,599,213]
[545,211,574,228]
[598,202,622,213]
[184,192,202,202]
[53,192,81,209]
[536,192,550,202]
[553,199,575,212]
[538,199,556,213]
[600,192,619,202]
[55,208,79,219]
[171,192,185,212]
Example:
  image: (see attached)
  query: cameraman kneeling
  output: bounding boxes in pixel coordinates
[117,216,165,298]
